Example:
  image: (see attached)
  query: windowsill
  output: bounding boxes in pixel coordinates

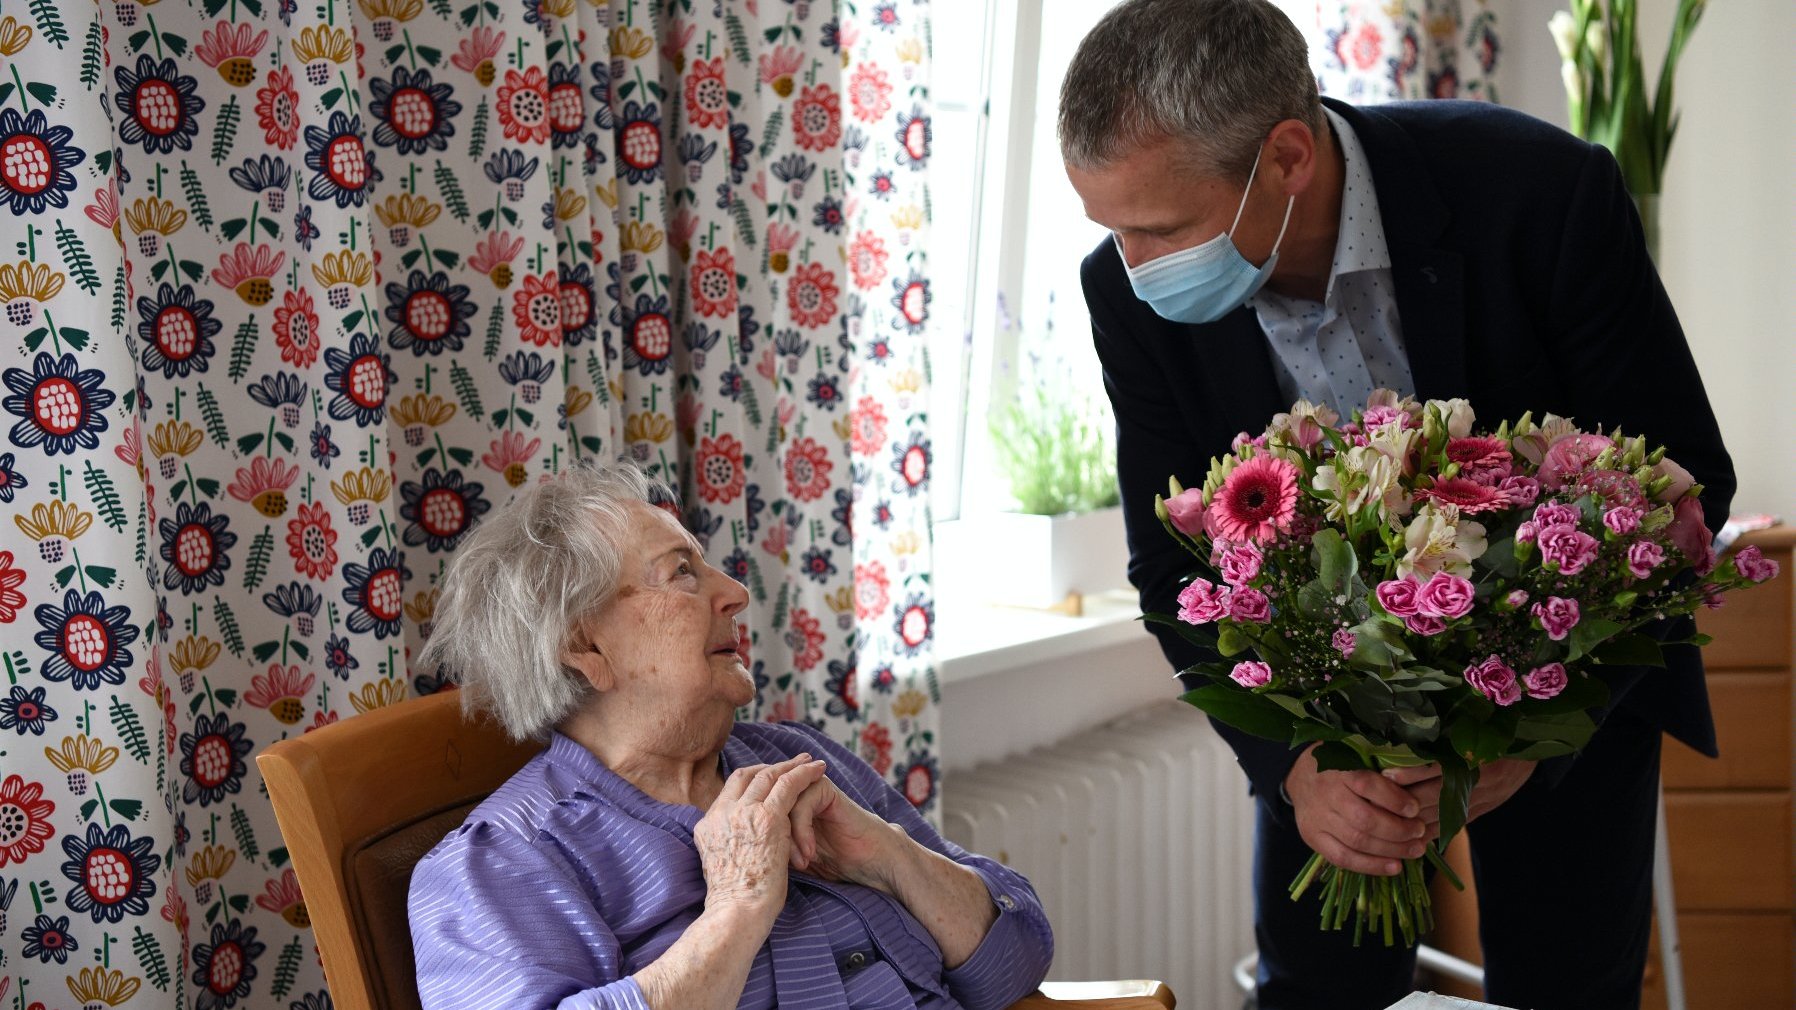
[935,588,1152,685]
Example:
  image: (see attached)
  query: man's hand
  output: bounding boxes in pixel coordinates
[1284,743,1427,877]
[1385,759,1536,843]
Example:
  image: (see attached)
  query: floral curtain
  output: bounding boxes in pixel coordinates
[0,0,935,1004]
[1312,0,1501,102]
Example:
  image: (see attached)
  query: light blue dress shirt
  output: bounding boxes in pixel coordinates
[1248,107,1415,414]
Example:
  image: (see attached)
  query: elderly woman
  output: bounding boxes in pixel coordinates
[409,462,1053,1010]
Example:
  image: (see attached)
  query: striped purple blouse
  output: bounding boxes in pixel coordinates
[409,720,1054,1010]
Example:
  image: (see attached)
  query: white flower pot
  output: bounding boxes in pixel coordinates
[946,505,1129,610]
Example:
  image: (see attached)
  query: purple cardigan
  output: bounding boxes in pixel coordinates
[409,720,1053,1010]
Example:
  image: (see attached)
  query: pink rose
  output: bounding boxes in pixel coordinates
[1539,433,1613,490]
[1405,613,1447,636]
[1524,663,1568,700]
[1505,589,1530,608]
[1667,497,1716,575]
[1603,507,1643,536]
[1499,475,1541,507]
[1216,541,1264,587]
[1515,520,1539,545]
[1230,660,1273,688]
[1376,578,1422,617]
[1229,586,1271,623]
[1166,488,1208,537]
[1734,545,1781,584]
[1465,655,1521,706]
[1650,456,1695,503]
[1332,628,1356,657]
[1416,571,1476,619]
[1538,524,1600,575]
[1533,502,1581,528]
[1530,596,1581,641]
[1627,541,1665,579]
[1177,579,1232,625]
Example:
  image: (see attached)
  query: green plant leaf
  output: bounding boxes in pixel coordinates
[1590,633,1665,668]
[1180,684,1297,743]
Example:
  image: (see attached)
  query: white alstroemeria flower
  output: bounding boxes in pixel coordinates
[1398,502,1488,579]
[1548,11,1579,60]
[1366,420,1422,478]
[1512,412,1583,464]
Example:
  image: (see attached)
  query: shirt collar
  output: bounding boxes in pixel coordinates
[1325,105,1390,276]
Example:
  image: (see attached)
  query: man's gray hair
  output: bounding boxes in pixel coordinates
[418,460,674,741]
[1058,0,1322,181]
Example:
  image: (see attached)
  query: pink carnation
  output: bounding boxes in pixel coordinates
[1362,405,1409,429]
[1177,579,1232,625]
[1376,578,1422,617]
[1215,541,1264,587]
[1229,586,1272,623]
[1603,507,1643,536]
[1465,655,1521,706]
[1538,523,1599,575]
[1165,488,1208,536]
[1515,520,1539,545]
[1533,502,1581,528]
[1539,433,1613,490]
[1506,589,1530,608]
[1627,541,1665,579]
[1524,663,1569,700]
[1208,455,1301,544]
[1332,628,1356,658]
[1405,613,1447,636]
[1734,545,1781,584]
[1416,571,1476,619]
[1499,475,1541,507]
[1531,596,1581,641]
[1230,660,1273,688]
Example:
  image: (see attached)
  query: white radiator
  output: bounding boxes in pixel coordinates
[943,700,1257,1010]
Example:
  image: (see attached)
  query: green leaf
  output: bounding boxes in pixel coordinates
[1448,712,1513,765]
[251,641,281,663]
[1436,761,1478,851]
[321,87,344,110]
[81,797,100,821]
[214,688,237,708]
[1565,616,1625,663]
[1512,710,1596,750]
[229,893,251,913]
[1214,624,1250,657]
[85,565,117,588]
[0,82,12,106]
[1591,633,1665,668]
[1141,612,1219,650]
[110,798,144,821]
[25,82,58,106]
[55,564,76,588]
[1180,684,1298,743]
[1310,739,1373,772]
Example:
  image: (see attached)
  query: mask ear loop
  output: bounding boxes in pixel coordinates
[1229,141,1298,258]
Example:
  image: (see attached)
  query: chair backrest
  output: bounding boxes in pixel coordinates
[256,689,543,1010]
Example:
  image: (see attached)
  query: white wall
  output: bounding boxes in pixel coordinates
[1499,0,1796,517]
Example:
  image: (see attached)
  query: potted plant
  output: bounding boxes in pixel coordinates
[967,363,1126,611]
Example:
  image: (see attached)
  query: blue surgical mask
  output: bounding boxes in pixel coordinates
[1119,142,1296,324]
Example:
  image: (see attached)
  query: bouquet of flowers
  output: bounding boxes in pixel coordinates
[1151,391,1775,947]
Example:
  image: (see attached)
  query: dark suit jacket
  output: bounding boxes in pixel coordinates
[1082,97,1736,807]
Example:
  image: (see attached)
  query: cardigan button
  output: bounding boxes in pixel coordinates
[997,894,1017,912]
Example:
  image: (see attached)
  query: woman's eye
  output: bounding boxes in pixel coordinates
[676,561,695,577]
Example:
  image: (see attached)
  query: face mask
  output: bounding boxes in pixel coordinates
[1119,141,1296,324]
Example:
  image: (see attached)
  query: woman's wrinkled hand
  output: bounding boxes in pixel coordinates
[787,774,904,891]
[694,755,828,923]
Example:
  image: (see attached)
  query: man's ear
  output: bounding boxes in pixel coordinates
[1266,117,1318,196]
[560,616,615,693]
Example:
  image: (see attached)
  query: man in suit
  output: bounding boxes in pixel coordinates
[1058,1,1735,1008]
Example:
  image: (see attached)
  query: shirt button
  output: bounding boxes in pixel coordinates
[844,950,869,970]
[997,894,1017,912]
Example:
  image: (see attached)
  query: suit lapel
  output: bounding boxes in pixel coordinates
[1327,98,1469,401]
[1185,308,1287,424]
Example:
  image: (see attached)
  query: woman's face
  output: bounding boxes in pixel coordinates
[573,501,753,747]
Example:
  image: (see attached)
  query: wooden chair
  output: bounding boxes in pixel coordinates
[257,689,1175,1010]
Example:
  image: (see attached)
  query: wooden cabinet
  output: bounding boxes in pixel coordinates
[1426,527,1796,1008]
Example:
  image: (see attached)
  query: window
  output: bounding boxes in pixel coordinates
[927,0,1316,523]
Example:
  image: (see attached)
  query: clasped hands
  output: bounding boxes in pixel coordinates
[1283,742,1536,877]
[694,754,907,921]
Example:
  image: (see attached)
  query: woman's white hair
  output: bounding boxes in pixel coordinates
[418,460,674,741]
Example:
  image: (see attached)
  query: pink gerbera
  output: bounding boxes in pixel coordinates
[1208,455,1300,543]
[1416,476,1509,514]
[1445,436,1512,482]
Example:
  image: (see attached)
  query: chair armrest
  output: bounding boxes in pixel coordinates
[1007,980,1175,1009]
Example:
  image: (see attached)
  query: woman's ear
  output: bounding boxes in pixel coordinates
[560,616,615,693]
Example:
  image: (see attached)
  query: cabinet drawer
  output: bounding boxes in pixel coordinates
[1695,547,1791,669]
[1664,792,1793,910]
[1662,673,1792,789]
[1643,911,1794,1010]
